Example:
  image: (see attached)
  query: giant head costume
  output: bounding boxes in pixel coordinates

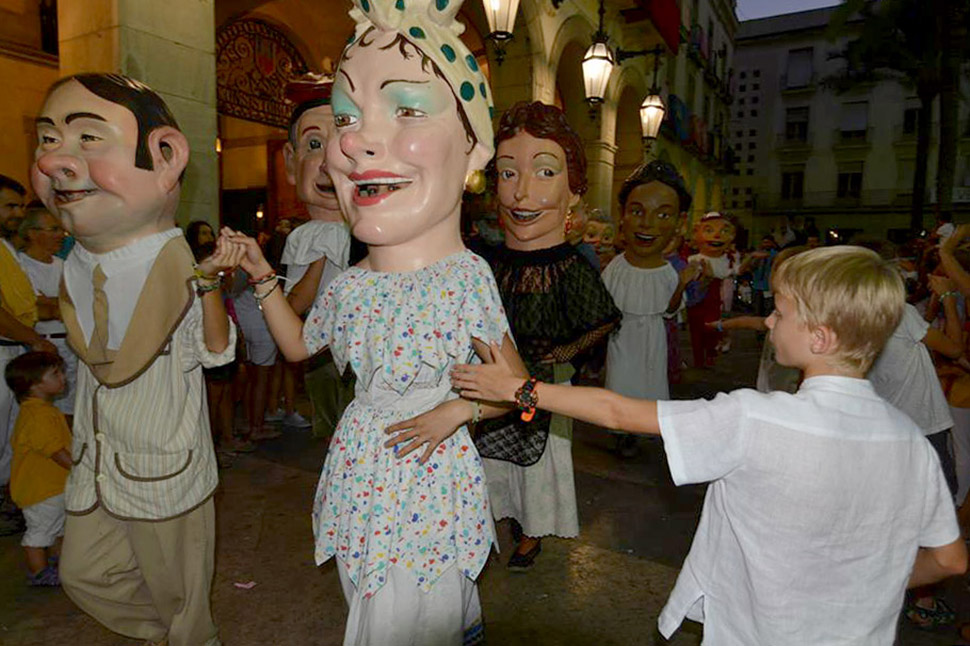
[31,73,189,254]
[284,73,342,222]
[494,101,587,252]
[692,211,736,259]
[325,0,494,268]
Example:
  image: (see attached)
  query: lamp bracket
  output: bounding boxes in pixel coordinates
[617,44,665,64]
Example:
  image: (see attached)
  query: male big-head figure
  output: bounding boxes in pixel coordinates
[31,73,232,646]
[32,73,188,254]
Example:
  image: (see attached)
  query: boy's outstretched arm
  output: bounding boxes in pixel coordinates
[907,539,968,588]
[451,342,660,435]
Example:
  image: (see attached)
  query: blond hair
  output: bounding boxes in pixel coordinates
[772,246,904,373]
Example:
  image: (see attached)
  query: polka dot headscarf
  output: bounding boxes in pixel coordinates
[345,0,495,157]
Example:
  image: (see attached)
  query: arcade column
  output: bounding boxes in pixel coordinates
[57,0,218,228]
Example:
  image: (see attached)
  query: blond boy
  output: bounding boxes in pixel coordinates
[453,246,967,645]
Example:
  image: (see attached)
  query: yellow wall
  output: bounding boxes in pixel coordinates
[219,114,285,190]
[0,55,59,193]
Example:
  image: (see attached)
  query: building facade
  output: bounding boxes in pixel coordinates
[0,0,738,231]
[732,6,970,243]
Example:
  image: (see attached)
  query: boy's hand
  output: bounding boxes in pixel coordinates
[384,398,471,464]
[451,342,522,403]
[51,448,72,470]
[30,338,57,354]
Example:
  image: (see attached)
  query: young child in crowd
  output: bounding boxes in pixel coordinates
[5,351,70,586]
[453,245,966,645]
[602,161,699,457]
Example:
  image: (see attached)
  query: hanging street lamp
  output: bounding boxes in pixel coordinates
[482,0,521,65]
[582,0,615,105]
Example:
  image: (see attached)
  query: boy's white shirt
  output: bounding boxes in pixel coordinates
[657,376,958,645]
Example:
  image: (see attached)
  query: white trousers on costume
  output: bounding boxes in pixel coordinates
[337,561,482,646]
[0,345,24,485]
[951,405,970,505]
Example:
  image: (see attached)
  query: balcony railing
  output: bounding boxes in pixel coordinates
[774,130,812,149]
[780,72,817,91]
[893,122,937,143]
[756,189,901,210]
[833,127,872,147]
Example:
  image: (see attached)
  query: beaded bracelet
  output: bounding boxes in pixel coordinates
[195,280,221,297]
[254,280,279,311]
[469,400,482,424]
[248,270,277,286]
[941,290,960,302]
[193,266,223,282]
[514,377,539,422]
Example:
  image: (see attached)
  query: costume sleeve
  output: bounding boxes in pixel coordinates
[180,298,237,370]
[659,391,746,485]
[902,303,929,344]
[545,257,620,363]
[302,280,336,356]
[27,408,70,458]
[919,442,962,547]
[461,262,511,348]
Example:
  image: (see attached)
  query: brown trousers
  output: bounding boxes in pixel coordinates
[60,499,219,646]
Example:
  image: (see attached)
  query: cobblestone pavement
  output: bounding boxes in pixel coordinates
[1,327,966,644]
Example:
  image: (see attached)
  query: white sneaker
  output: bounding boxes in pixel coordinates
[283,412,312,429]
[264,408,285,423]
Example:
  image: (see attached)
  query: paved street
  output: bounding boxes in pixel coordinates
[1,328,967,645]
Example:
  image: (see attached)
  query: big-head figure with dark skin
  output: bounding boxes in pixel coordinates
[31,74,240,646]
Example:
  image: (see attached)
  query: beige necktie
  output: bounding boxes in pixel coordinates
[89,264,110,364]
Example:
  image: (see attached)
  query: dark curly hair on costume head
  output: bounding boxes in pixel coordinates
[618,160,692,214]
[495,101,588,196]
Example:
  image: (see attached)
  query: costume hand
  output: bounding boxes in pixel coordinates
[680,261,703,285]
[31,338,57,354]
[930,274,956,297]
[221,228,274,278]
[384,399,471,464]
[451,341,521,403]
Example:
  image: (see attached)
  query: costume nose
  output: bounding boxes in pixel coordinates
[513,173,531,202]
[339,129,383,162]
[36,152,82,181]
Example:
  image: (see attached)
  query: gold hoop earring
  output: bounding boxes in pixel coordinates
[464,169,486,194]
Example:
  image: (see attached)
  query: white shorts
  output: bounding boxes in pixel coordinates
[21,493,65,548]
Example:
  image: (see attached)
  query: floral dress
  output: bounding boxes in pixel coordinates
[303,250,508,598]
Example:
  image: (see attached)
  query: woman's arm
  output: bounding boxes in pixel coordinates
[224,230,312,362]
[286,258,326,316]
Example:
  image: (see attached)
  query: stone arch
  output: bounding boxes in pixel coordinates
[543,12,595,104]
[611,73,648,217]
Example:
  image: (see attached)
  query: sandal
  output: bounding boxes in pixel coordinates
[905,597,955,629]
[507,538,541,571]
[27,565,60,587]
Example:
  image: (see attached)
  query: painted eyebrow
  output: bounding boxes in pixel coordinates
[379,79,429,90]
[35,117,54,126]
[65,112,107,124]
[300,125,321,136]
[339,69,355,93]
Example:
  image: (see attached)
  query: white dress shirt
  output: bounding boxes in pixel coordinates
[657,376,959,645]
[64,228,182,350]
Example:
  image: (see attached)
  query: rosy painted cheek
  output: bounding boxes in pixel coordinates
[395,128,452,164]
